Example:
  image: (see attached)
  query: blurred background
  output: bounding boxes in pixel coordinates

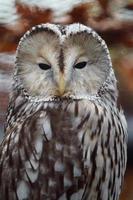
[0,0,133,199]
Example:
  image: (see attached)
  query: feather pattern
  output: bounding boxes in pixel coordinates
[0,23,127,200]
[0,73,127,200]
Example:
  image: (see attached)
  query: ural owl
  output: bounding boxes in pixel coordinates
[0,23,127,200]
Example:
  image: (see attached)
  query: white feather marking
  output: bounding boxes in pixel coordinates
[54,160,65,172]
[25,154,39,182]
[17,181,29,200]
[26,168,39,183]
[34,135,43,157]
[70,189,84,200]
[84,146,91,167]
[48,178,56,187]
[14,134,19,143]
[73,165,81,177]
[73,117,81,128]
[55,143,63,151]
[25,152,39,171]
[15,96,24,108]
[24,103,32,113]
[32,27,36,31]
[96,146,104,168]
[64,176,72,187]
[101,40,105,46]
[58,193,67,200]
[66,23,92,36]
[101,188,108,200]
[43,116,52,140]
[92,32,96,38]
[78,130,84,142]
[70,145,77,154]
[26,30,30,35]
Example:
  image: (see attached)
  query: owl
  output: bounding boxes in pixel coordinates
[0,23,127,200]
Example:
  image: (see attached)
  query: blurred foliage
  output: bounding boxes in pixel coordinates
[0,0,133,50]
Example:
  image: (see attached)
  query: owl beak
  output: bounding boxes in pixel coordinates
[58,72,65,96]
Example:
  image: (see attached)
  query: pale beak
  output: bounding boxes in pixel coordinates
[58,72,65,96]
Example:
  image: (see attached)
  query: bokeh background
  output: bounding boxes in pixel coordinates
[0,0,133,199]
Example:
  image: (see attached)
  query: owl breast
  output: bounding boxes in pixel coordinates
[29,101,87,200]
[0,99,127,200]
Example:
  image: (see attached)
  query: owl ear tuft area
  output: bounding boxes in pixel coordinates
[65,23,112,82]
[16,23,61,57]
[15,23,61,72]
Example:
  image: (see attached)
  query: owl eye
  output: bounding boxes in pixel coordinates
[74,61,87,69]
[38,63,51,70]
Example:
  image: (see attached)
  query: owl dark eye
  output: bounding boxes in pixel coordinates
[38,63,51,70]
[74,61,87,69]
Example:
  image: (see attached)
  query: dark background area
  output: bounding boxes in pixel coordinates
[0,1,133,199]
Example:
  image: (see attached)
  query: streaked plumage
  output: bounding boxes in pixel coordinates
[0,23,127,200]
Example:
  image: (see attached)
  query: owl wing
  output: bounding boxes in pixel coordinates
[80,103,127,200]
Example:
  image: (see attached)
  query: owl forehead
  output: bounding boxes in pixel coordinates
[16,23,112,75]
[17,23,109,53]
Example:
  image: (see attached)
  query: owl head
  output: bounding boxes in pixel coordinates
[15,23,112,100]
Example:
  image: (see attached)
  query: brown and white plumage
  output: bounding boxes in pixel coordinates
[0,23,127,200]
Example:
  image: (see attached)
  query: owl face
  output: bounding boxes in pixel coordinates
[15,23,111,100]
